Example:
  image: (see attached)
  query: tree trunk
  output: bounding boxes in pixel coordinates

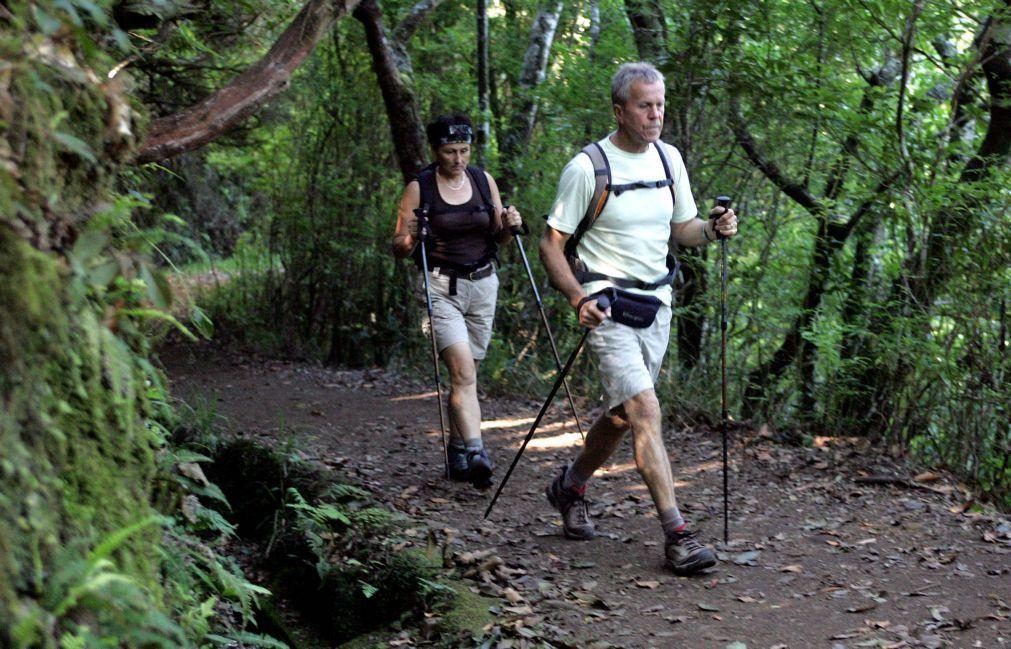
[849,2,1011,435]
[729,54,901,419]
[355,0,427,181]
[498,0,564,194]
[476,0,491,164]
[135,0,362,163]
[624,0,668,66]
[675,249,706,368]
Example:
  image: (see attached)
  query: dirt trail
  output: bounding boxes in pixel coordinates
[162,342,1011,649]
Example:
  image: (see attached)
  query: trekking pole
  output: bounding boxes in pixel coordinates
[484,294,611,520]
[511,223,586,440]
[715,195,732,545]
[416,208,451,479]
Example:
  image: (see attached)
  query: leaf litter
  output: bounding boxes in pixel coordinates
[162,346,1011,648]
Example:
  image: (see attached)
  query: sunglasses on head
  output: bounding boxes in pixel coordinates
[437,123,473,145]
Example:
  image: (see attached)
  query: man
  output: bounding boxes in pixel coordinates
[539,62,738,575]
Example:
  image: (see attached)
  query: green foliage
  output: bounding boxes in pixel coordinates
[286,486,394,584]
[171,0,1009,511]
[10,517,185,649]
[1,3,288,646]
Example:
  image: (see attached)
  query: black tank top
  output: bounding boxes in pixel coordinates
[427,174,497,269]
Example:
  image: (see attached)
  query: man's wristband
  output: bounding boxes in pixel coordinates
[702,219,715,243]
[575,295,594,311]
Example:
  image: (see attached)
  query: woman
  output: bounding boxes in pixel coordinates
[391,114,523,489]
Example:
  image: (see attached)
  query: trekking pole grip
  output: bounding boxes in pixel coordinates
[503,204,529,237]
[713,195,732,240]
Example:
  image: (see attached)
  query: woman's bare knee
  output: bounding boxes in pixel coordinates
[442,345,476,387]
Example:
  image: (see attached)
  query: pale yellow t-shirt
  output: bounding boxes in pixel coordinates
[547,135,697,306]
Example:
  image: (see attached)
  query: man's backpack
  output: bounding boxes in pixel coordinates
[564,141,680,290]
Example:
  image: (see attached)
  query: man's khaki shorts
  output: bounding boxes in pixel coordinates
[417,266,498,360]
[586,304,672,411]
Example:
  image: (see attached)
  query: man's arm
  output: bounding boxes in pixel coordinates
[540,226,608,327]
[671,205,737,248]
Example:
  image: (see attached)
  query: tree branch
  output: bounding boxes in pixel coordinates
[498,0,564,193]
[355,0,426,181]
[728,98,824,215]
[134,0,361,164]
[392,0,446,43]
[838,168,905,240]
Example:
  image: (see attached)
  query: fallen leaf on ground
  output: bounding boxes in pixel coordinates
[847,603,878,613]
[733,550,761,566]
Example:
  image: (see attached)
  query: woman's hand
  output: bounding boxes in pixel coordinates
[503,205,523,232]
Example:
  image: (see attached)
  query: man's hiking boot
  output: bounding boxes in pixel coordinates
[466,448,493,489]
[447,445,470,481]
[545,465,595,540]
[664,529,717,576]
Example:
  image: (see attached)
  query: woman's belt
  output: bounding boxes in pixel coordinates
[432,261,495,295]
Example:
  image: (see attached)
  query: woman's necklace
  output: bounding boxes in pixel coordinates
[443,174,466,191]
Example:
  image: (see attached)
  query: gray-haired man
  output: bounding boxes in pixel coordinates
[539,62,738,575]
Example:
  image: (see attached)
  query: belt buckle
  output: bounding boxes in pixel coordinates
[469,263,489,280]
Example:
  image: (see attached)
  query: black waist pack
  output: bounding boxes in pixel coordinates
[595,286,662,328]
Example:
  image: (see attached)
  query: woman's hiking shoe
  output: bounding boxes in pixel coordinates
[467,448,493,489]
[664,530,717,576]
[545,466,595,540]
[447,445,470,481]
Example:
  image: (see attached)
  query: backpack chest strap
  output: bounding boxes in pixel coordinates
[608,177,674,197]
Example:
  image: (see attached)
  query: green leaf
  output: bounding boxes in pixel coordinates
[52,131,96,163]
[119,308,197,340]
[53,0,83,26]
[189,305,214,339]
[31,5,62,34]
[139,262,173,310]
[90,515,167,565]
[71,231,109,266]
[88,259,120,288]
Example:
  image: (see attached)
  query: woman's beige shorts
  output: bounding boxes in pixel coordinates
[586,304,672,411]
[417,267,499,360]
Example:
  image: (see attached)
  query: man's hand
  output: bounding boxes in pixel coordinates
[709,205,738,239]
[576,295,611,328]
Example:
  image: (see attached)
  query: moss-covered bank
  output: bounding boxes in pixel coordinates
[1,2,176,644]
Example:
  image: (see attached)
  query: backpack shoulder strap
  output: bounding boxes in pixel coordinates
[652,141,677,209]
[466,165,494,211]
[414,162,439,213]
[565,142,610,258]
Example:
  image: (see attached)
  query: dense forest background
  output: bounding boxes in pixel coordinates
[1,0,1008,645]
